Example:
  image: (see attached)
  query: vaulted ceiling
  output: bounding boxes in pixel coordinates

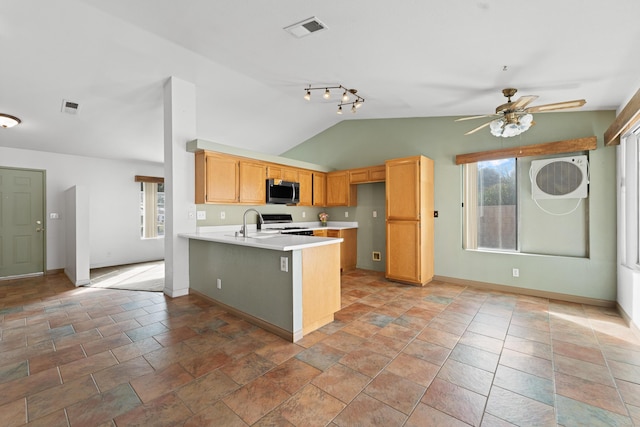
[1,0,639,164]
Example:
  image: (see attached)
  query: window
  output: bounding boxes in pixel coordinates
[464,159,517,251]
[140,182,165,238]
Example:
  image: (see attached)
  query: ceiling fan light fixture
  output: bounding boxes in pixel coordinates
[459,88,586,137]
[519,113,533,126]
[0,113,21,128]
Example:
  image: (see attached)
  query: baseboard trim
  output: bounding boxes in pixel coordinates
[617,303,640,340]
[46,269,64,276]
[432,275,616,308]
[189,289,296,342]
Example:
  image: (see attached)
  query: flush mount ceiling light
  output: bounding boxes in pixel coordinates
[303,85,365,115]
[0,113,21,128]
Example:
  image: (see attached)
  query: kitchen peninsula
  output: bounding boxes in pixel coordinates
[181,224,352,342]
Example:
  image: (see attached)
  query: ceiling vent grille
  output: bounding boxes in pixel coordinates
[283,17,328,38]
[61,100,79,115]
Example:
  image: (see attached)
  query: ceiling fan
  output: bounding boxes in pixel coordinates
[456,88,586,137]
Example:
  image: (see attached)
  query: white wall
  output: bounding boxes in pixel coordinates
[0,147,164,271]
[617,131,640,329]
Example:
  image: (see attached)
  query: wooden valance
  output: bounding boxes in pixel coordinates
[134,175,164,183]
[604,87,640,146]
[455,136,597,165]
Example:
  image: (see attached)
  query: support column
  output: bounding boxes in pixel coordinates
[163,77,197,297]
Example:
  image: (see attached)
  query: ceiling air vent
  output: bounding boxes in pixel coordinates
[61,99,79,115]
[283,17,328,38]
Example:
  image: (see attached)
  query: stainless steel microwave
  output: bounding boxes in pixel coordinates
[266,179,300,204]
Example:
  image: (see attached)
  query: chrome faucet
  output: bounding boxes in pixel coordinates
[240,208,263,237]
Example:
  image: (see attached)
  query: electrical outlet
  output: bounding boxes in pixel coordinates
[302,211,306,218]
[197,211,206,220]
[512,268,519,277]
[372,251,381,261]
[345,211,349,218]
[280,257,289,272]
[373,211,377,218]
[220,211,225,220]
[216,278,222,289]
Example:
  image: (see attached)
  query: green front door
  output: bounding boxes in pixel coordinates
[0,168,45,278]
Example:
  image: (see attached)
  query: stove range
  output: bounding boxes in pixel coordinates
[260,214,314,236]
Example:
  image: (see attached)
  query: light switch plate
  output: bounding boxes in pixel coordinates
[197,211,206,220]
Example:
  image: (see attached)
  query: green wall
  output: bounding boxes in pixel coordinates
[282,111,617,301]
[189,239,302,333]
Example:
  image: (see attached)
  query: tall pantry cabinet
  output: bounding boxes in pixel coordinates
[385,155,434,285]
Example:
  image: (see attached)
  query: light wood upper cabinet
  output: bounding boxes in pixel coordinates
[196,151,238,204]
[349,165,386,184]
[266,165,282,180]
[195,151,265,204]
[313,172,326,207]
[327,171,357,206]
[385,155,434,286]
[298,170,313,206]
[282,168,299,182]
[369,165,386,182]
[386,158,420,220]
[238,161,266,204]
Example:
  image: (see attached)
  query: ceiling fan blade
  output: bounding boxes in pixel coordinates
[526,99,586,113]
[510,95,538,110]
[464,121,493,135]
[455,114,498,122]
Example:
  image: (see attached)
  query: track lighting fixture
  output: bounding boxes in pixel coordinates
[303,84,365,114]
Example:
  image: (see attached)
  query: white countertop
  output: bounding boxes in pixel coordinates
[180,221,355,251]
[180,231,342,251]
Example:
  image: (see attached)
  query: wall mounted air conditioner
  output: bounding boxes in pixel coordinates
[530,155,589,200]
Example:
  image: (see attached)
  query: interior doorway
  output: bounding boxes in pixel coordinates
[0,167,46,279]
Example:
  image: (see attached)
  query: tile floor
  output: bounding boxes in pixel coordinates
[1,270,640,426]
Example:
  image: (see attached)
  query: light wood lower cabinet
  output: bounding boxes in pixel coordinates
[385,155,434,285]
[301,244,341,335]
[314,228,357,272]
[386,220,421,283]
